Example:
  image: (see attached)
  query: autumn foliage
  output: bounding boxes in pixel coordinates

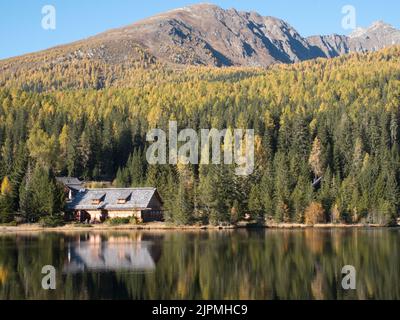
[305,202,326,225]
[1,46,400,225]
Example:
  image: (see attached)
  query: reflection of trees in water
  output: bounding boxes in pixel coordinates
[304,229,325,254]
[0,266,8,285]
[0,229,400,299]
[311,265,327,300]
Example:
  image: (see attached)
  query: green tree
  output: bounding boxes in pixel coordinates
[173,182,193,225]
[19,164,64,222]
[129,149,146,187]
[0,176,14,223]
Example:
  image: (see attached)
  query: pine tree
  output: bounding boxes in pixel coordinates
[173,182,192,225]
[248,185,263,221]
[19,164,62,222]
[317,168,334,218]
[259,167,275,221]
[292,175,313,223]
[0,176,14,223]
[146,165,159,188]
[208,165,232,225]
[19,164,33,222]
[274,152,291,222]
[78,131,92,179]
[129,149,146,187]
[9,144,28,212]
[160,166,178,223]
[114,168,130,187]
[0,137,13,177]
[197,165,213,221]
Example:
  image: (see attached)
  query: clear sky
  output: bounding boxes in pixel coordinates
[1,0,399,60]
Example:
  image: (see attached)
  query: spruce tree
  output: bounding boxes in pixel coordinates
[129,149,146,187]
[173,182,192,225]
[19,164,63,222]
[248,185,263,221]
[0,176,14,223]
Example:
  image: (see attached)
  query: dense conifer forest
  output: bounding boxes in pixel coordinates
[1,46,400,225]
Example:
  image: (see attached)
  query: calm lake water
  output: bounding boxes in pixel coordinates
[0,228,399,300]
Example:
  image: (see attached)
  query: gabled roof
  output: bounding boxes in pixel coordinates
[117,190,133,200]
[67,188,161,211]
[56,177,85,191]
[90,191,106,201]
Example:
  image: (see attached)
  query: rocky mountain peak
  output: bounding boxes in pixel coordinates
[350,21,396,39]
[1,4,400,70]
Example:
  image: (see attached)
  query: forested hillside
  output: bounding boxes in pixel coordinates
[1,46,400,225]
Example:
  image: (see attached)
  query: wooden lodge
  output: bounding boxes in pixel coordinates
[67,188,164,223]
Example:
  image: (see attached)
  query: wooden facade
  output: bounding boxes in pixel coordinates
[67,188,164,223]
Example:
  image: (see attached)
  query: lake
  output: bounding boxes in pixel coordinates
[0,228,399,300]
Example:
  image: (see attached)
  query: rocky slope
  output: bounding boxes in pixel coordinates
[308,21,400,58]
[1,3,400,73]
[75,3,400,67]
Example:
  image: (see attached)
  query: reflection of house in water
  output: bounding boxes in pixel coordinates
[63,234,162,273]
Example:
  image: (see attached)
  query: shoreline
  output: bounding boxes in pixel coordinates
[0,222,394,233]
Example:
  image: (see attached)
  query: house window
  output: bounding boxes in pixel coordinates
[91,193,105,205]
[117,199,127,204]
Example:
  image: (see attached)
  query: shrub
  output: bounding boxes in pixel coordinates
[39,215,65,228]
[106,217,131,226]
[305,202,326,225]
[129,216,142,225]
[14,215,26,225]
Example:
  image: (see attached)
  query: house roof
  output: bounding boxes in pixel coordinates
[56,177,85,191]
[67,188,161,211]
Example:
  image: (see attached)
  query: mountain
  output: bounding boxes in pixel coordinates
[308,21,400,58]
[94,3,326,67]
[1,3,400,86]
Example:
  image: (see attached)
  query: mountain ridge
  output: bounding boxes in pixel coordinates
[1,3,400,75]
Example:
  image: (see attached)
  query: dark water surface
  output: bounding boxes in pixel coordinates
[0,228,399,300]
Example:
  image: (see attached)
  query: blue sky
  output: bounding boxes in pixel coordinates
[1,0,399,60]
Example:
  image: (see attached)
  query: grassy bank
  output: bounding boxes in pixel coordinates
[0,221,392,233]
